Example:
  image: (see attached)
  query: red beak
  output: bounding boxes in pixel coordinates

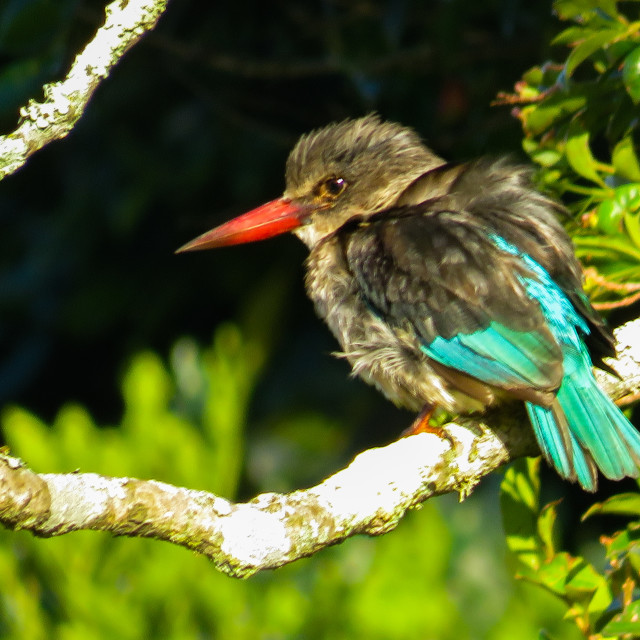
[176,198,307,252]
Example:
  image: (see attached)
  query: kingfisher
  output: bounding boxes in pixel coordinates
[177,115,640,491]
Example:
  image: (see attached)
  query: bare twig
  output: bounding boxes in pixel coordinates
[583,267,640,311]
[0,0,169,180]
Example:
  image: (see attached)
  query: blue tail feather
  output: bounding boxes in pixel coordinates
[527,401,598,491]
[526,367,640,491]
[492,235,640,490]
[557,373,636,479]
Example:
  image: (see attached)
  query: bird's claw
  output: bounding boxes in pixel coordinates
[401,404,455,449]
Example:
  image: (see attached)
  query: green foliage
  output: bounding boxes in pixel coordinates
[501,0,640,307]
[498,5,640,637]
[501,461,640,639]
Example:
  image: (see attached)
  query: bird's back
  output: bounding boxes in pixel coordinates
[305,159,612,412]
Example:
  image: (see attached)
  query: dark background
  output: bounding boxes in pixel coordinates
[0,0,558,417]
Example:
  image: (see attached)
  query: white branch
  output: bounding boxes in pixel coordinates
[1,318,638,578]
[596,319,640,404]
[0,0,169,180]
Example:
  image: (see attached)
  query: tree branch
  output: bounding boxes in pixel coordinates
[1,318,638,578]
[0,0,169,180]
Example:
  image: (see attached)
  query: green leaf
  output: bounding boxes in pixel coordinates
[532,149,564,167]
[612,137,640,182]
[594,183,640,235]
[553,0,619,22]
[623,46,640,104]
[625,208,640,249]
[522,95,586,135]
[574,234,640,262]
[522,66,545,86]
[564,560,609,599]
[595,199,627,235]
[602,620,640,635]
[600,525,640,563]
[1,406,55,472]
[565,128,607,186]
[582,492,640,519]
[523,552,574,596]
[522,134,563,167]
[501,458,541,570]
[538,501,561,561]
[592,183,640,250]
[602,601,640,636]
[552,25,593,46]
[564,28,624,77]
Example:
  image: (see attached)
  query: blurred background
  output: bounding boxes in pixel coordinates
[0,0,629,637]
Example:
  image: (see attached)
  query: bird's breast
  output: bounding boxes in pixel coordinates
[304,238,493,414]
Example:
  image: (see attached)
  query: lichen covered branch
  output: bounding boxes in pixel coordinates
[0,0,169,180]
[0,318,638,578]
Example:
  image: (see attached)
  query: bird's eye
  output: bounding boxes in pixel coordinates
[325,177,346,196]
[315,176,347,202]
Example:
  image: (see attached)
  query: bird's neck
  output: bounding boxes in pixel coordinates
[293,224,330,250]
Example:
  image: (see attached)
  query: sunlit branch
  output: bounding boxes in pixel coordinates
[0,0,169,180]
[0,318,638,579]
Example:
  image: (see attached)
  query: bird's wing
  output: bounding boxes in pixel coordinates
[341,208,567,401]
[397,160,616,369]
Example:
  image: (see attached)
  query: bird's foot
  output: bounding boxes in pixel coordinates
[402,404,455,448]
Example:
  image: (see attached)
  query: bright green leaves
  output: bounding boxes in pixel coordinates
[501,458,542,571]
[563,27,626,78]
[553,0,619,22]
[499,0,640,310]
[517,93,587,138]
[613,136,640,182]
[574,183,640,305]
[602,602,640,638]
[565,127,608,187]
[584,497,640,638]
[505,0,640,188]
[501,461,640,638]
[591,195,625,236]
[583,492,640,519]
[588,183,640,240]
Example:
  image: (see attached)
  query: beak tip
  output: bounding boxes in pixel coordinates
[174,198,304,254]
[175,242,194,254]
[175,235,220,254]
[174,243,191,254]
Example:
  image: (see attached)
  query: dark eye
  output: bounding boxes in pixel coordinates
[324,177,346,196]
[315,176,347,201]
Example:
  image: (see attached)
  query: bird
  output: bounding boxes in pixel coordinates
[177,114,640,491]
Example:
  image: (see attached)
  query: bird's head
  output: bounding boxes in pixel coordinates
[176,115,443,253]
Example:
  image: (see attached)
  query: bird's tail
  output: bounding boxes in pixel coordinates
[526,364,640,491]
